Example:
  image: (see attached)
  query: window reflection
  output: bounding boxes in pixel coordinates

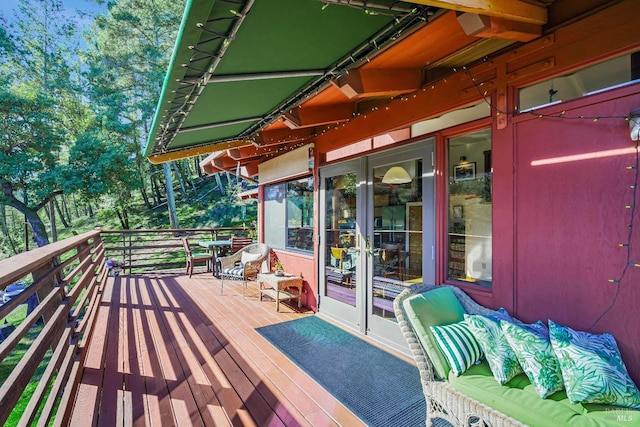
[448,129,492,287]
[325,173,358,306]
[264,177,314,252]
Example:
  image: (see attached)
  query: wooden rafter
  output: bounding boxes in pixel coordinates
[227,146,263,161]
[406,0,548,25]
[282,103,354,129]
[456,12,541,42]
[332,69,422,100]
[253,128,315,146]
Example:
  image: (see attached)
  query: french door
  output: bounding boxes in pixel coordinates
[319,140,435,352]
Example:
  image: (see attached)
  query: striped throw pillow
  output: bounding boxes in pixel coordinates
[430,321,483,376]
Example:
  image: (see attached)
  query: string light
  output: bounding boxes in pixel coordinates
[223,55,639,335]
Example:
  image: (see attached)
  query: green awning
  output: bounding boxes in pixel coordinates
[145,0,432,163]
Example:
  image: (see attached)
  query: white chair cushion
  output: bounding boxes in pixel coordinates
[241,251,263,265]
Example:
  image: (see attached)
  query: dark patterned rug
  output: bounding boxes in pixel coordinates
[256,316,426,426]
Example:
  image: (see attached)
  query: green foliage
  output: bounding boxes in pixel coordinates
[0,0,258,253]
[199,191,258,228]
[0,84,63,194]
[63,131,137,203]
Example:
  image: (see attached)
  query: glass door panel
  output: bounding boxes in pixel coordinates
[318,140,434,350]
[371,159,422,319]
[324,172,358,307]
[366,140,434,352]
[319,160,363,329]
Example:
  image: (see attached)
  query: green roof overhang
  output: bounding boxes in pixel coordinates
[145,0,432,163]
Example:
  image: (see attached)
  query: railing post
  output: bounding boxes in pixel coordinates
[31,262,63,326]
[127,232,132,274]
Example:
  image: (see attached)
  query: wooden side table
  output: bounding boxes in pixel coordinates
[257,273,303,312]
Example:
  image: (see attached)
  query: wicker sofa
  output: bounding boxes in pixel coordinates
[394,283,640,427]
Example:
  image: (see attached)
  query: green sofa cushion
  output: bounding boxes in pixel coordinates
[402,286,466,379]
[450,361,640,426]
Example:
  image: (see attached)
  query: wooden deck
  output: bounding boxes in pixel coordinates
[69,269,379,426]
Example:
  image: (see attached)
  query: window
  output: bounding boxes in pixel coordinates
[519,51,640,112]
[448,129,492,287]
[264,177,314,252]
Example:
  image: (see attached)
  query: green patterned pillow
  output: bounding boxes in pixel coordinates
[500,321,564,398]
[465,314,522,384]
[430,320,483,376]
[549,320,640,409]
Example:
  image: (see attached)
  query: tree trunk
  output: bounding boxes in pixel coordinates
[215,173,225,195]
[186,159,196,191]
[194,156,203,178]
[60,195,72,225]
[0,204,19,255]
[172,161,188,201]
[53,196,69,228]
[6,199,50,248]
[49,199,57,242]
[72,194,80,218]
[2,182,50,248]
[140,185,151,209]
[152,174,163,205]
[163,162,179,229]
[115,208,128,229]
[122,206,129,229]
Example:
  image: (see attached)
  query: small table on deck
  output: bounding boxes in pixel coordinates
[198,240,232,277]
[257,273,303,312]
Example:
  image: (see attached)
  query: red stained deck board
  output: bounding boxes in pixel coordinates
[69,270,367,427]
[184,276,362,426]
[138,279,205,427]
[180,279,361,426]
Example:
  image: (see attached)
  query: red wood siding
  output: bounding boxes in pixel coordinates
[271,250,317,311]
[508,84,640,383]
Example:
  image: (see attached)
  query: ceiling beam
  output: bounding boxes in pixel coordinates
[332,69,422,100]
[253,128,315,146]
[456,12,541,42]
[200,162,220,175]
[228,146,265,161]
[406,0,548,25]
[282,103,354,129]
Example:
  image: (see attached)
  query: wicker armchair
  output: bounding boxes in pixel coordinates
[394,283,525,427]
[218,243,269,296]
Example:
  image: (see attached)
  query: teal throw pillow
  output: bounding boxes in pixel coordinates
[402,287,466,379]
[549,320,640,409]
[501,321,564,398]
[430,320,483,376]
[465,314,522,384]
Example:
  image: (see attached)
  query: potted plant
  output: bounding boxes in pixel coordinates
[274,260,284,276]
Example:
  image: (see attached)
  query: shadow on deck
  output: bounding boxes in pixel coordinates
[70,269,365,427]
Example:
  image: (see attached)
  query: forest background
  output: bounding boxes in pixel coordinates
[0,0,257,261]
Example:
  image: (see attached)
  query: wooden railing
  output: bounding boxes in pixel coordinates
[0,230,104,426]
[100,227,250,274]
[0,226,253,425]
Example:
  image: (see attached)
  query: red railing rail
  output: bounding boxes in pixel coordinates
[100,227,250,273]
[0,229,104,426]
[0,226,254,425]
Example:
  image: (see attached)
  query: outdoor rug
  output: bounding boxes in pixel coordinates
[256,316,426,426]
